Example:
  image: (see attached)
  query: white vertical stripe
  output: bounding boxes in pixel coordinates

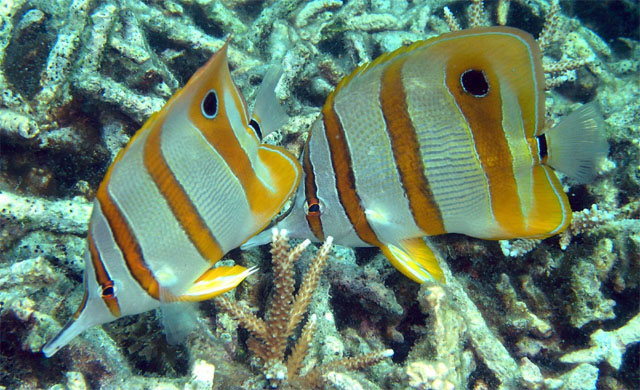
[90,201,159,315]
[538,165,568,236]
[309,120,367,247]
[161,111,254,252]
[500,84,536,230]
[402,48,499,238]
[331,58,423,244]
[107,128,207,296]
[223,87,275,193]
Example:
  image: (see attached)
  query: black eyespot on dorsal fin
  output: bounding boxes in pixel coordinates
[460,69,489,97]
[201,90,218,118]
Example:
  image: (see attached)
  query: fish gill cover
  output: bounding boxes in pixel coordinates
[0,0,638,389]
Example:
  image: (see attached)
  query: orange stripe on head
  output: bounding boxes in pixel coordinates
[144,121,224,264]
[302,142,325,241]
[87,233,121,317]
[322,96,382,247]
[380,57,446,236]
[97,176,160,300]
[443,35,526,236]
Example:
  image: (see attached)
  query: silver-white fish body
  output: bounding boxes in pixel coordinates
[42,40,301,357]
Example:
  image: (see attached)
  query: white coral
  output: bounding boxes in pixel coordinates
[560,313,640,370]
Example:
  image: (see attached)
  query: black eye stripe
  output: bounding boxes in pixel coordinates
[201,90,218,118]
[249,118,262,139]
[101,281,115,298]
[305,199,322,216]
[460,69,489,97]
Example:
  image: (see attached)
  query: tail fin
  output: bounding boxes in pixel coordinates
[543,102,608,184]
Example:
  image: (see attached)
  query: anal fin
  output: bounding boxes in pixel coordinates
[380,238,445,283]
[168,265,257,302]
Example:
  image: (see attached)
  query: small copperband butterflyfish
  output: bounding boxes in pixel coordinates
[42,38,301,357]
[244,26,608,284]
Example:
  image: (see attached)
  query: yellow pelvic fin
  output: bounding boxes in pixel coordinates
[380,238,445,283]
[173,265,257,302]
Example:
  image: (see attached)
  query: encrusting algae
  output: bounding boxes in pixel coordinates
[0,0,638,389]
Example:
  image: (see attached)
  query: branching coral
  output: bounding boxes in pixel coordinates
[442,0,594,89]
[560,312,640,370]
[215,229,393,389]
[559,204,617,250]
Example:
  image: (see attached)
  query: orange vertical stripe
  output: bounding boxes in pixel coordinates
[322,97,382,247]
[187,86,278,219]
[302,144,325,241]
[97,182,160,300]
[445,55,526,236]
[144,122,224,264]
[380,58,446,236]
[87,232,121,317]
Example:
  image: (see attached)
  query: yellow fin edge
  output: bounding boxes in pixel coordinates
[381,238,445,283]
[164,265,257,302]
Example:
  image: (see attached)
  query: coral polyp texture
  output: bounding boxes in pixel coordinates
[0,0,638,389]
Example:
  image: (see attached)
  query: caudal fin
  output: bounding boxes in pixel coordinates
[544,102,608,184]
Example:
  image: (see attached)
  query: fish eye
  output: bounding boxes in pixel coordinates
[100,281,116,298]
[201,90,218,118]
[460,69,489,97]
[305,198,323,216]
[249,118,263,139]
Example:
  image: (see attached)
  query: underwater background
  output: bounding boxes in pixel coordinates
[0,0,638,389]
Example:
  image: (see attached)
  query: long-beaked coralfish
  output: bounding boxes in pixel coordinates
[43,39,301,357]
[244,26,608,283]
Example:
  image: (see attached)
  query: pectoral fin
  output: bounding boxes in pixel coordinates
[380,238,445,283]
[169,265,257,302]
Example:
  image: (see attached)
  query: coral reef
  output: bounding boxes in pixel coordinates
[215,229,392,389]
[0,0,638,389]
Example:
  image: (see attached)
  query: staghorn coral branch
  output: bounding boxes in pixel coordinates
[560,312,640,369]
[323,349,395,372]
[286,314,316,378]
[443,7,461,32]
[214,229,393,388]
[287,236,333,335]
[468,0,487,28]
[543,58,592,74]
[537,0,561,52]
[264,231,310,363]
[215,295,267,339]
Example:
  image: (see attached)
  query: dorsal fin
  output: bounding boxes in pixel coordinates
[251,67,288,139]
